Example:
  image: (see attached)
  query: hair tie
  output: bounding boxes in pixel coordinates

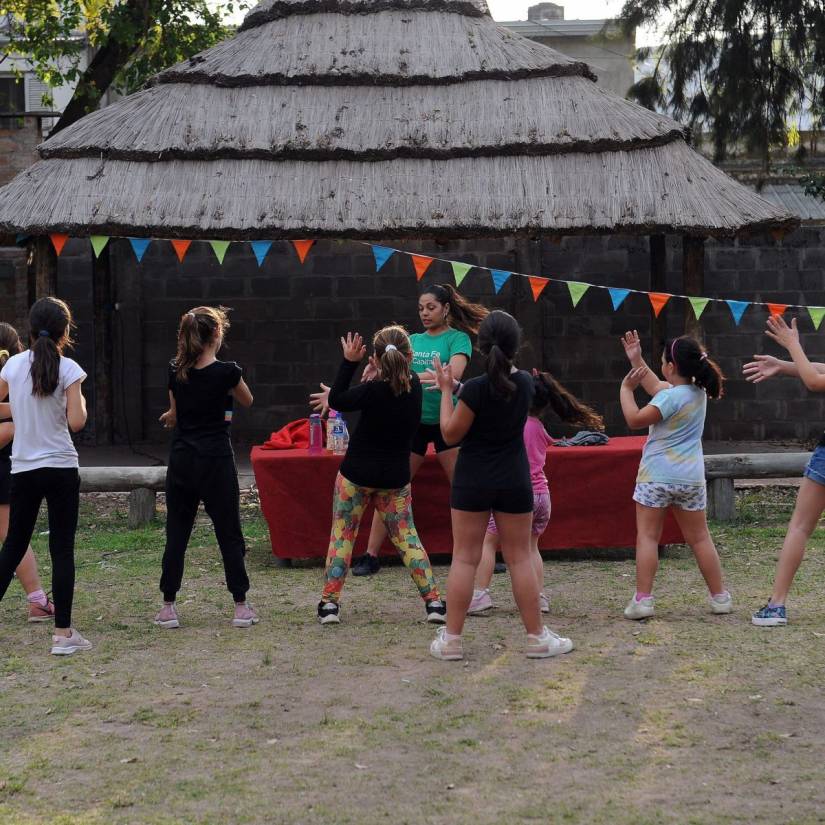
[186,311,196,319]
[384,344,398,352]
[0,350,8,360]
[38,330,50,338]
[700,352,708,361]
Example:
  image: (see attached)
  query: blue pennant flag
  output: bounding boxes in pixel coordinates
[726,299,749,326]
[250,241,272,267]
[608,287,631,310]
[372,245,395,272]
[128,238,151,263]
[491,270,511,294]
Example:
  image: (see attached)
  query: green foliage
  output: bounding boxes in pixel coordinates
[619,0,825,169]
[804,173,825,202]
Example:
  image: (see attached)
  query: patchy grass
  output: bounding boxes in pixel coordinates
[1,487,825,824]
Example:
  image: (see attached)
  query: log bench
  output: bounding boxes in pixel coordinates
[79,467,166,529]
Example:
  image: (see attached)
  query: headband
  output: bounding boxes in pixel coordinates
[38,330,50,338]
[670,338,679,362]
[384,344,398,352]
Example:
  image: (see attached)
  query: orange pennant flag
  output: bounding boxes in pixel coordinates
[171,239,192,263]
[648,292,671,318]
[529,276,550,302]
[292,240,315,264]
[767,303,788,317]
[50,233,69,256]
[411,254,434,282]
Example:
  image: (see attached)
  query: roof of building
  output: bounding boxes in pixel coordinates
[498,19,618,38]
[756,183,825,223]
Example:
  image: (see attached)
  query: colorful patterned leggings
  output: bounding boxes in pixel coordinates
[321,473,440,604]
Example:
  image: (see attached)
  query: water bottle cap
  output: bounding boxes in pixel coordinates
[328,410,338,418]
[310,413,321,420]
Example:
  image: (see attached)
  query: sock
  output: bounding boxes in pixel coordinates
[711,591,729,600]
[768,601,784,608]
[442,631,461,641]
[26,589,47,606]
[635,592,652,602]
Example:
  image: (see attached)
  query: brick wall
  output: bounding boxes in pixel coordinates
[0,117,41,187]
[49,227,825,447]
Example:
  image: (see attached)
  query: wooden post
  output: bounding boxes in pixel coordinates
[649,234,667,366]
[683,235,706,340]
[92,244,114,444]
[707,477,735,522]
[128,488,156,528]
[32,236,57,300]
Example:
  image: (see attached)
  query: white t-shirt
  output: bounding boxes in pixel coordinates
[0,352,86,473]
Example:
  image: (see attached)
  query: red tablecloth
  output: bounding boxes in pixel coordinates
[251,436,683,559]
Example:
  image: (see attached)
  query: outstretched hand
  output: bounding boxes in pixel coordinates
[742,355,781,384]
[765,315,800,352]
[621,366,648,391]
[361,356,380,383]
[432,354,454,393]
[621,330,643,364]
[341,332,367,363]
[309,382,330,415]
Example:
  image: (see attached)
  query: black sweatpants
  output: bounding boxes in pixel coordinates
[0,467,80,628]
[160,447,249,603]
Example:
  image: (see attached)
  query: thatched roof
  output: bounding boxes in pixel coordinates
[0,0,797,239]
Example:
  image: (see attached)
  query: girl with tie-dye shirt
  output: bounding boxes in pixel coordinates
[619,332,732,621]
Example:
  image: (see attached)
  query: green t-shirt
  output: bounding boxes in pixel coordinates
[410,328,473,425]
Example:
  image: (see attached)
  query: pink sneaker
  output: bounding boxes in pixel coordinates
[28,597,55,623]
[468,589,493,615]
[50,629,92,656]
[154,603,180,629]
[232,602,259,628]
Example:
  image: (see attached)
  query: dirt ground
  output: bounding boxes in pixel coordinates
[1,488,825,825]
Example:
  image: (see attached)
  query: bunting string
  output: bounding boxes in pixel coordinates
[32,233,825,329]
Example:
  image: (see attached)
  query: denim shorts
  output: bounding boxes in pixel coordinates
[488,492,551,536]
[633,482,707,511]
[804,446,825,486]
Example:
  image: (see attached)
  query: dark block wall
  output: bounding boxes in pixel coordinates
[39,227,825,448]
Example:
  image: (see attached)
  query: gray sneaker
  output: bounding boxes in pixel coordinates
[526,626,574,659]
[710,592,733,615]
[50,629,92,656]
[624,595,655,620]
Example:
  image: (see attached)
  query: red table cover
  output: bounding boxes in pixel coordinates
[251,436,683,559]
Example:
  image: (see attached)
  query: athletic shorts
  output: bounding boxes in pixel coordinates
[488,491,550,535]
[411,422,452,456]
[633,482,706,511]
[451,485,534,514]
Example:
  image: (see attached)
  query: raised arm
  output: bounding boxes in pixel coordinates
[766,316,825,393]
[619,367,663,430]
[327,332,370,412]
[434,355,475,445]
[743,354,825,383]
[620,330,671,396]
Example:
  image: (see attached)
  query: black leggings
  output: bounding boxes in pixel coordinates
[0,467,80,627]
[160,448,249,603]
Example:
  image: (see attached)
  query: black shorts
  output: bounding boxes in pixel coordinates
[0,458,10,506]
[450,485,534,514]
[411,422,453,457]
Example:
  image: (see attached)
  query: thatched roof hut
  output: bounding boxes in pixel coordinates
[0,0,796,239]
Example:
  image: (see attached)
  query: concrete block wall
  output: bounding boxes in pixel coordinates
[0,117,41,187]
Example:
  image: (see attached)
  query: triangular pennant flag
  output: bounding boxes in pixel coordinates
[50,233,69,256]
[608,287,630,310]
[688,297,710,320]
[491,270,512,294]
[726,300,749,325]
[171,239,192,263]
[372,245,395,271]
[250,241,272,267]
[529,277,550,302]
[648,292,671,318]
[451,261,473,287]
[567,281,590,308]
[90,235,110,258]
[292,240,315,264]
[808,307,825,330]
[411,254,434,282]
[767,303,788,317]
[129,238,151,262]
[209,240,230,264]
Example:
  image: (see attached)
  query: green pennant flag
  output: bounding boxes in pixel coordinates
[567,281,590,308]
[808,306,825,330]
[451,261,472,287]
[688,297,710,320]
[90,236,110,258]
[209,240,230,264]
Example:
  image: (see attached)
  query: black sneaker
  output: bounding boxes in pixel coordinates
[426,599,447,624]
[317,601,340,625]
[351,554,380,576]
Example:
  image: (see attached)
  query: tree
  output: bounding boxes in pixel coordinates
[0,0,245,134]
[619,1,825,173]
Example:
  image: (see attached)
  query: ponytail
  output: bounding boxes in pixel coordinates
[174,306,230,382]
[534,371,604,430]
[666,336,725,400]
[28,298,72,397]
[477,310,520,400]
[421,283,489,336]
[373,325,412,396]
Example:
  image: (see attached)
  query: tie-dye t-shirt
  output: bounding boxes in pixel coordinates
[637,384,707,486]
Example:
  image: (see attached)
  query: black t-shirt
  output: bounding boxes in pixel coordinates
[328,359,422,489]
[453,370,534,490]
[168,360,242,456]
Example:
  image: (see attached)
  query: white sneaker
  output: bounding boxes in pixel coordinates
[710,591,733,615]
[429,627,464,661]
[467,589,493,615]
[50,629,93,656]
[539,592,550,614]
[526,626,574,659]
[624,595,655,620]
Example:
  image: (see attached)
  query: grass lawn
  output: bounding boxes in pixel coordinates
[1,487,825,824]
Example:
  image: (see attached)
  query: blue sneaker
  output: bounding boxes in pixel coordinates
[752,603,787,627]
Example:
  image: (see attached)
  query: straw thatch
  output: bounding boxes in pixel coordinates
[0,0,797,239]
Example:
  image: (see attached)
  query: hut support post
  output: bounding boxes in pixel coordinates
[649,234,667,366]
[683,235,706,340]
[92,244,114,444]
[32,236,57,300]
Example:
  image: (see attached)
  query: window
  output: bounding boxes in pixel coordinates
[0,76,25,114]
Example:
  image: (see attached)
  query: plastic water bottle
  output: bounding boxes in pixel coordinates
[339,419,349,455]
[332,416,347,456]
[326,410,338,452]
[308,414,323,454]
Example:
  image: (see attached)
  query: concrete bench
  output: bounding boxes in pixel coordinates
[79,467,166,528]
[705,453,809,521]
